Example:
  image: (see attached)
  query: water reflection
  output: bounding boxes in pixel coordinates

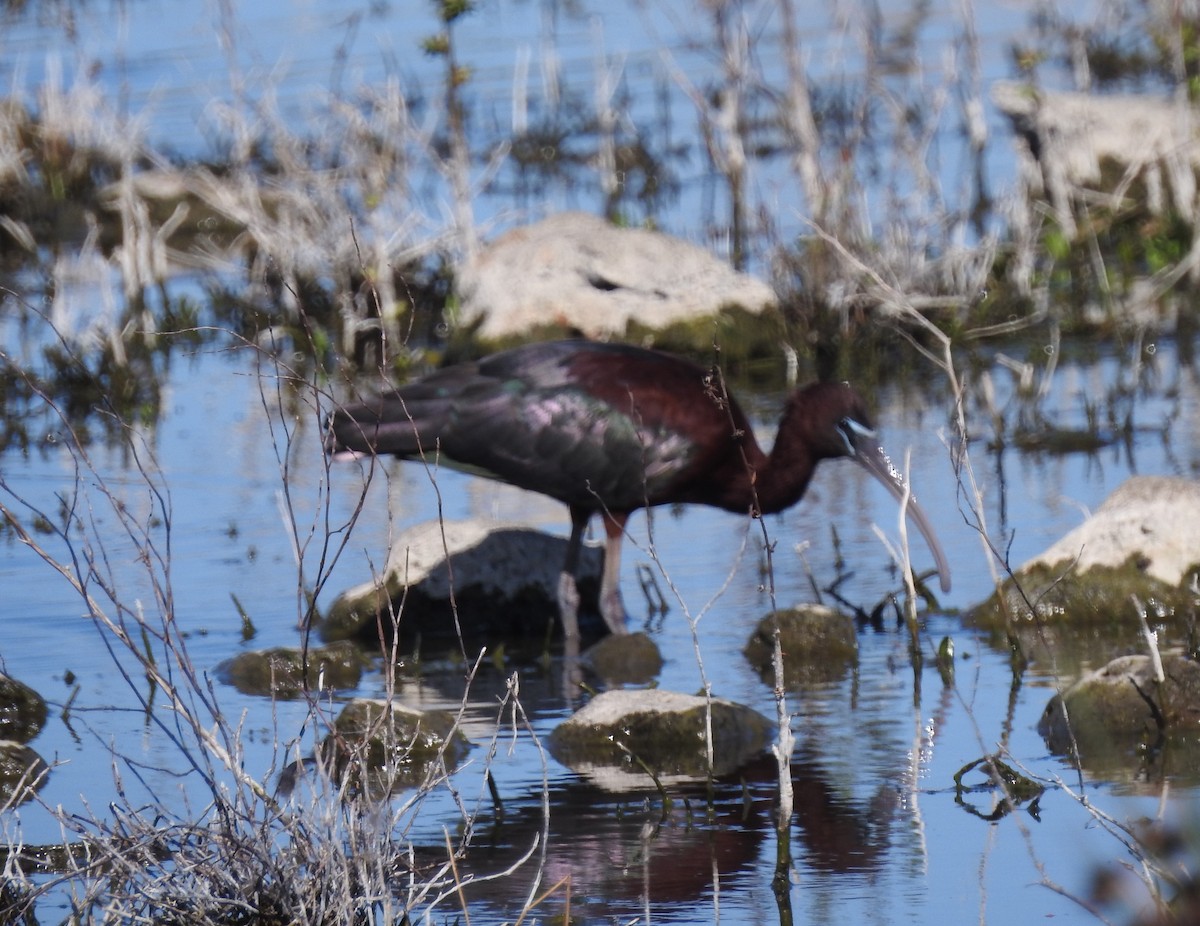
[454,741,915,921]
[459,778,766,919]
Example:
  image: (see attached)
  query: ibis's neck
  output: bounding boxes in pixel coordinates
[712,413,821,516]
[756,429,821,514]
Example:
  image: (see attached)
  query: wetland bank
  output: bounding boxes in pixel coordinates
[2,0,1200,923]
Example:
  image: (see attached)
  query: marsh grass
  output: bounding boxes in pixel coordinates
[2,0,1194,403]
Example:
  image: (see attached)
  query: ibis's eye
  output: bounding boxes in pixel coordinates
[836,418,875,456]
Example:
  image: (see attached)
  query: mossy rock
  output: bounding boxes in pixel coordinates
[0,741,49,805]
[0,674,48,743]
[548,689,772,786]
[743,605,858,687]
[967,559,1197,635]
[970,477,1200,640]
[1038,654,1200,780]
[581,632,663,685]
[215,641,370,699]
[323,698,471,797]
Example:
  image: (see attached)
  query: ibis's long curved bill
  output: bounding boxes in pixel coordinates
[848,433,952,594]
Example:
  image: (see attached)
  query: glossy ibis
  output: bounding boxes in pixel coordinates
[326,339,951,640]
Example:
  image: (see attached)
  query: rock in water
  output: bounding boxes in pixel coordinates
[456,212,776,339]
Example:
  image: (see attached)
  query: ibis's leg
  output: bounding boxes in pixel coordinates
[557,507,589,643]
[599,512,630,636]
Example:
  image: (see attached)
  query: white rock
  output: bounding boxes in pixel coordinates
[455,212,776,339]
[1021,476,1200,586]
[993,83,1200,188]
[337,518,602,602]
[565,688,712,725]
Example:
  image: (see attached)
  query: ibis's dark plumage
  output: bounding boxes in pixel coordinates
[326,339,950,639]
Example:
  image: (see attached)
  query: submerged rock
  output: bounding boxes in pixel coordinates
[743,605,858,687]
[548,689,773,789]
[1038,654,1200,779]
[321,698,471,798]
[969,477,1200,633]
[318,519,605,648]
[0,741,49,805]
[0,674,48,743]
[581,632,664,686]
[215,641,370,698]
[456,212,776,340]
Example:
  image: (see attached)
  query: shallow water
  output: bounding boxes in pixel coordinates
[2,0,1200,922]
[2,333,1198,923]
